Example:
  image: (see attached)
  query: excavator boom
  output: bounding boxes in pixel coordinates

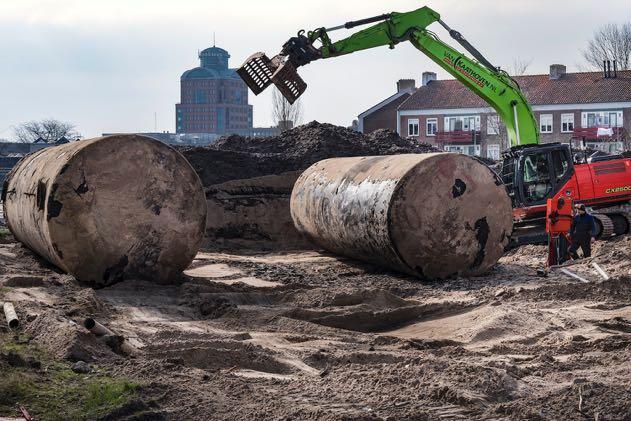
[237,5,539,146]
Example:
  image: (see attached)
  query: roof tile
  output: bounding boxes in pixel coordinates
[399,70,631,111]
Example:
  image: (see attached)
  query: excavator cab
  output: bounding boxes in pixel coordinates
[501,143,574,209]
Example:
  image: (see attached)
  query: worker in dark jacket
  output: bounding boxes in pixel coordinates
[569,204,597,259]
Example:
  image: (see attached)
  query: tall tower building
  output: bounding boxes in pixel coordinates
[176,46,253,134]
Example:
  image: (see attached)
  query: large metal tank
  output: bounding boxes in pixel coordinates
[2,135,207,287]
[290,153,513,279]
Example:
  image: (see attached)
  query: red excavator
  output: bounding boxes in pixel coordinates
[503,143,631,246]
[236,5,631,245]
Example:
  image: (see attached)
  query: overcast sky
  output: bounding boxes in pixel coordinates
[0,0,629,139]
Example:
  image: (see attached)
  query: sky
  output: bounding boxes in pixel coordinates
[0,0,629,139]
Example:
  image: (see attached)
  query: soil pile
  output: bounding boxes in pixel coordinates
[180,122,440,249]
[181,121,439,186]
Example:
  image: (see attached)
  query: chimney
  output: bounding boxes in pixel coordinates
[603,60,618,79]
[549,64,566,80]
[396,79,416,92]
[422,71,437,86]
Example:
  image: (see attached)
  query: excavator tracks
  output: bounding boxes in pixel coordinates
[593,213,614,239]
[593,203,631,237]
[609,212,631,236]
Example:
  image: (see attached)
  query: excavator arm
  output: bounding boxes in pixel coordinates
[237,6,539,146]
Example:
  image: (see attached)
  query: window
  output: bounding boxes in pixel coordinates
[551,149,570,183]
[408,119,419,137]
[444,145,481,156]
[466,145,481,156]
[522,151,552,204]
[444,116,480,132]
[540,114,553,133]
[426,118,437,136]
[561,114,574,133]
[487,115,500,135]
[195,89,207,104]
[487,144,500,160]
[581,111,623,127]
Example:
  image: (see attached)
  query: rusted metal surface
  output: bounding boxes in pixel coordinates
[84,318,114,336]
[2,135,207,287]
[291,153,513,279]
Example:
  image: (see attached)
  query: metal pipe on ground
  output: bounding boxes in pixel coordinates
[2,135,207,287]
[84,318,138,355]
[3,302,19,329]
[84,318,114,336]
[290,153,513,279]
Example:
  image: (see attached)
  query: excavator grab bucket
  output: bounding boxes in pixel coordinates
[270,60,307,104]
[236,52,277,95]
[237,52,307,104]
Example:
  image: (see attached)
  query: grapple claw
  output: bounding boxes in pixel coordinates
[237,52,307,104]
[236,52,278,95]
[270,61,307,104]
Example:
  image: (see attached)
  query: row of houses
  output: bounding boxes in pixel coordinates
[358,65,631,159]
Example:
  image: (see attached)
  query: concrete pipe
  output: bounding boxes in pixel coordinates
[290,153,513,279]
[3,302,19,329]
[2,135,206,287]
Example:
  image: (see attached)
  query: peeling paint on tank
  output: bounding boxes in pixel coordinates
[3,135,207,287]
[291,153,513,280]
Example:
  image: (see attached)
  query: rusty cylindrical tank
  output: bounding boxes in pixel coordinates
[2,135,206,287]
[290,153,513,279]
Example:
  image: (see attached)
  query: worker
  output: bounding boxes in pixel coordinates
[569,204,597,259]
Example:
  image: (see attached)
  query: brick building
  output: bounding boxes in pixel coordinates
[176,46,253,134]
[358,79,416,133]
[360,65,631,159]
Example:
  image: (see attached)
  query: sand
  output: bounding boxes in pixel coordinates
[1,234,629,420]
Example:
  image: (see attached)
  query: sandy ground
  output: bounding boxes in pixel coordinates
[1,234,630,420]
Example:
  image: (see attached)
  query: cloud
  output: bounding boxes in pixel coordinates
[0,0,629,138]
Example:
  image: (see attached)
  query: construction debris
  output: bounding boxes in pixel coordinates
[3,301,19,329]
[83,318,114,336]
[71,360,92,374]
[291,153,513,278]
[592,262,610,280]
[2,134,207,286]
[559,268,590,283]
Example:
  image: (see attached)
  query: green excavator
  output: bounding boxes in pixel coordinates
[237,5,631,245]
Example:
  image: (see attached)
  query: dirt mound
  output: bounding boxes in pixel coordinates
[25,313,116,362]
[506,275,631,302]
[181,122,440,249]
[181,121,439,186]
[285,288,477,333]
[213,122,437,158]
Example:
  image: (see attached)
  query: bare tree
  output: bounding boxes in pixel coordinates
[583,22,631,70]
[486,114,510,152]
[272,88,303,132]
[13,119,80,143]
[507,58,532,76]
